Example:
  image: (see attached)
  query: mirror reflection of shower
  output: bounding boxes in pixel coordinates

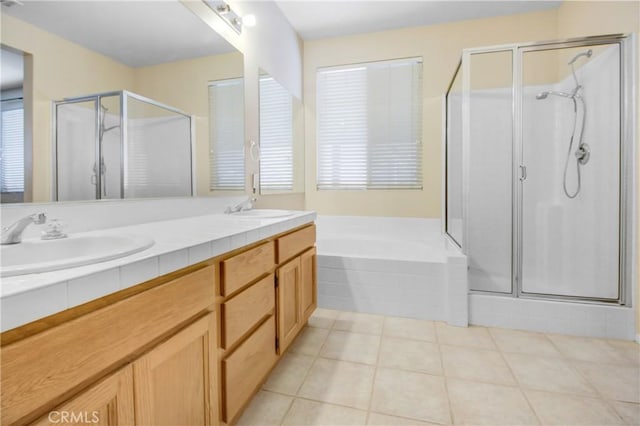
[55,90,194,201]
[535,48,592,199]
[93,103,121,197]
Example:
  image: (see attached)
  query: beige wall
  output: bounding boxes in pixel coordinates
[1,14,135,202]
[303,9,558,217]
[134,53,244,197]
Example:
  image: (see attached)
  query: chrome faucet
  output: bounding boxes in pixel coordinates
[1,213,47,245]
[224,197,256,214]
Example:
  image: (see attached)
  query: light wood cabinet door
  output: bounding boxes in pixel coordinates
[31,365,134,426]
[300,247,317,322]
[277,257,302,353]
[133,313,217,426]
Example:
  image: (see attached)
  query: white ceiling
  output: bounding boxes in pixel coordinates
[1,1,237,68]
[1,1,564,68]
[275,0,563,40]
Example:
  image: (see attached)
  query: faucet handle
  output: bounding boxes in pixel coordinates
[41,219,67,240]
[31,212,47,224]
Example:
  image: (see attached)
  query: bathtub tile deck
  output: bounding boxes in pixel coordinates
[236,309,640,426]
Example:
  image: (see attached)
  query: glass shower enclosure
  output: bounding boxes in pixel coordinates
[444,34,635,305]
[54,91,193,201]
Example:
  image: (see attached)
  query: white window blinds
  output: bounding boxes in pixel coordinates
[209,78,244,191]
[317,58,423,190]
[259,75,293,192]
[0,99,24,193]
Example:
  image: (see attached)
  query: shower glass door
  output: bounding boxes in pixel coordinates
[520,43,621,300]
[99,94,123,199]
[56,99,98,201]
[465,50,514,294]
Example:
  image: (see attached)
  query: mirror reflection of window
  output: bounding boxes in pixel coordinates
[0,47,25,203]
[208,78,245,191]
[259,75,293,192]
[0,98,24,201]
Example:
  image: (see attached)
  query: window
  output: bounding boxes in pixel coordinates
[208,78,244,191]
[259,75,293,192]
[0,98,24,193]
[316,58,423,190]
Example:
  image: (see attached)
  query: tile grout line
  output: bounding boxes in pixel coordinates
[545,334,609,401]
[487,325,543,426]
[364,316,385,425]
[435,322,456,426]
[278,324,332,426]
[550,338,633,424]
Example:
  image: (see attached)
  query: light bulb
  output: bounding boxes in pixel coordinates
[242,14,256,28]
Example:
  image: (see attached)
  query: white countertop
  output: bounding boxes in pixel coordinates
[1,210,316,332]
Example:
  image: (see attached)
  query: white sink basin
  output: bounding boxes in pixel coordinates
[1,233,154,277]
[231,209,295,219]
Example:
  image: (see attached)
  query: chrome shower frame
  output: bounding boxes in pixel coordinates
[444,33,637,307]
[52,90,195,201]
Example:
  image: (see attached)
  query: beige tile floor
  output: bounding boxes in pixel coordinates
[237,309,640,426]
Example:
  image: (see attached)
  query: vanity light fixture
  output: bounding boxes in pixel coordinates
[216,4,230,13]
[203,0,243,34]
[0,0,23,7]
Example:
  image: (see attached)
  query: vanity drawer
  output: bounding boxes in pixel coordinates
[222,315,277,422]
[221,274,275,349]
[221,241,275,296]
[277,225,316,263]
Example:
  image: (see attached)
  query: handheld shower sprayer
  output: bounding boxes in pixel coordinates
[535,91,576,100]
[533,48,592,199]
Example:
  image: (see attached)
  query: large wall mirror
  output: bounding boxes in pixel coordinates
[0,1,244,203]
[258,69,304,195]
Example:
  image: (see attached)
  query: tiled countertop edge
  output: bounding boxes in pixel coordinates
[1,211,316,332]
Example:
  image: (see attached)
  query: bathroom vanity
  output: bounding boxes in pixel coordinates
[0,213,316,425]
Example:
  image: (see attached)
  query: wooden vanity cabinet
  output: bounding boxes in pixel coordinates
[300,247,318,322]
[31,365,135,426]
[276,247,317,354]
[2,222,317,426]
[133,313,217,426]
[276,227,317,354]
[27,313,218,426]
[277,256,303,352]
[216,224,317,424]
[1,264,217,426]
[218,241,278,424]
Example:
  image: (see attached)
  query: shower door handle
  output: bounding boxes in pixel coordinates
[519,165,527,181]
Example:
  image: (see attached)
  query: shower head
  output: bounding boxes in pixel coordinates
[536,92,549,100]
[568,49,593,65]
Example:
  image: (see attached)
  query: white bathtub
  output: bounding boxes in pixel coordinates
[316,215,468,324]
[317,238,446,262]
